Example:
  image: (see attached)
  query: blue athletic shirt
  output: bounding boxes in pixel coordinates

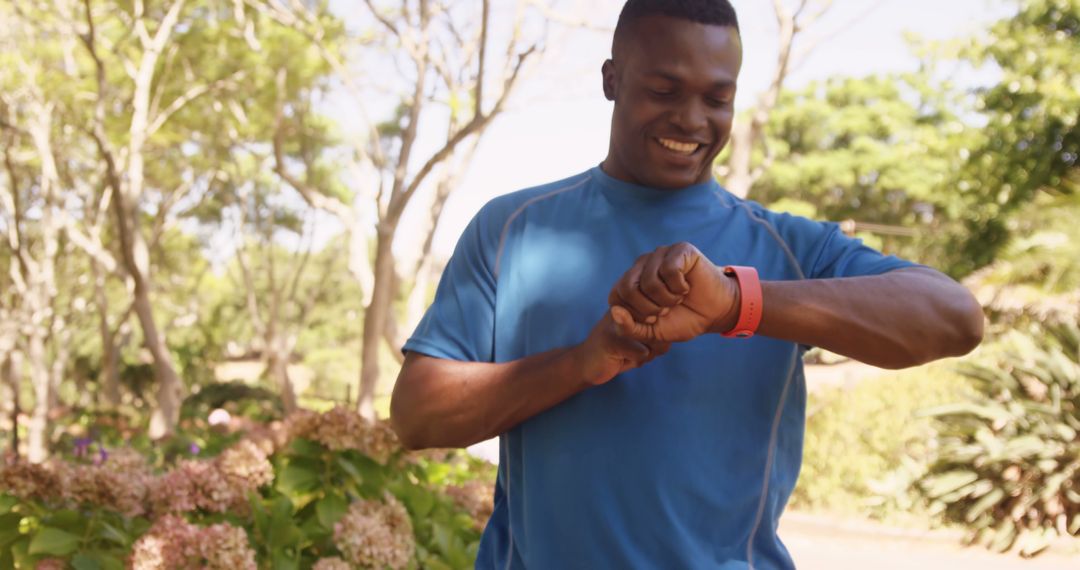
[403,166,914,569]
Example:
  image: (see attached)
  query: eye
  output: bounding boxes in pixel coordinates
[706,94,734,108]
[648,87,675,99]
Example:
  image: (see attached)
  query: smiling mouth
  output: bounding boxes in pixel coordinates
[656,137,703,155]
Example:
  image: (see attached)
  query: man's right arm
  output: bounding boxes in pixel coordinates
[390,310,669,450]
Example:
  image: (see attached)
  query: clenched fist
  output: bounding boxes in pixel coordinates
[607,243,741,343]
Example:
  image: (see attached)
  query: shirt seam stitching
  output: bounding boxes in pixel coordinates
[745,348,800,570]
[493,177,591,279]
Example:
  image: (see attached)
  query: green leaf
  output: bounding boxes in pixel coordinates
[80,551,124,570]
[277,463,320,494]
[920,403,1014,423]
[250,492,269,535]
[335,455,363,484]
[402,485,435,519]
[267,522,303,550]
[48,509,84,532]
[97,521,128,546]
[0,512,23,536]
[990,519,1017,553]
[316,492,348,530]
[0,495,17,514]
[965,488,1004,522]
[28,527,81,556]
[270,551,301,570]
[289,437,326,459]
[270,496,295,527]
[71,553,102,570]
[922,470,979,498]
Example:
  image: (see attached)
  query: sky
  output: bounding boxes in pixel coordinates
[403,0,1015,259]
[320,0,1016,263]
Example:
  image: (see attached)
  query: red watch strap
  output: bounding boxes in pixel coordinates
[721,266,762,338]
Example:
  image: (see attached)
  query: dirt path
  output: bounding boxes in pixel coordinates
[780,511,1080,570]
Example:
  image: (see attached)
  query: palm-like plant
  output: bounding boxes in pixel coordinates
[919,318,1080,557]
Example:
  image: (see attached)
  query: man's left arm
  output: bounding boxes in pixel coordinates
[755,266,983,369]
[607,243,984,370]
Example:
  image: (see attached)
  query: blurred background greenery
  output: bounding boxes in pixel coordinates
[0,0,1076,566]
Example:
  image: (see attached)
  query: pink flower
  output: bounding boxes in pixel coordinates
[311,557,351,570]
[445,480,495,530]
[333,493,415,569]
[128,515,256,570]
[286,407,402,464]
[147,441,272,517]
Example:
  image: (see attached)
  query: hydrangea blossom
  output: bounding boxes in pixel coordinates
[129,515,257,570]
[445,480,495,530]
[287,407,401,464]
[333,493,415,569]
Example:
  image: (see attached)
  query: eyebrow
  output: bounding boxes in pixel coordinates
[643,70,736,89]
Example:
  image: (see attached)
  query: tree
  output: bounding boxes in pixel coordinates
[229,186,339,414]
[717,0,886,199]
[946,0,1079,274]
[262,0,546,417]
[750,0,1078,278]
[751,73,976,270]
[0,19,73,459]
[0,0,341,438]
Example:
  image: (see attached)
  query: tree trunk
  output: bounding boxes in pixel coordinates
[26,332,50,463]
[1,350,19,456]
[358,231,397,419]
[92,259,122,407]
[265,334,297,414]
[136,285,183,439]
[110,164,183,439]
[724,121,757,199]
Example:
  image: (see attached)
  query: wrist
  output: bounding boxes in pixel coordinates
[715,266,763,339]
[567,342,608,386]
[710,273,742,334]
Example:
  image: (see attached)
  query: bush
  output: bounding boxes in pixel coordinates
[0,407,494,569]
[919,318,1080,557]
[792,363,971,520]
[181,381,285,423]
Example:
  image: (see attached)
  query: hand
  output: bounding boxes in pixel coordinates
[574,308,671,385]
[607,243,740,343]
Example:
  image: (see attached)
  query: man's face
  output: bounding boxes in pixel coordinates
[602,16,742,190]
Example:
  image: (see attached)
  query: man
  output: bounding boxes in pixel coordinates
[390,1,984,568]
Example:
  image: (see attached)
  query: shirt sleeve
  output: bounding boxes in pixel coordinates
[805,222,917,279]
[758,206,916,280]
[402,202,501,363]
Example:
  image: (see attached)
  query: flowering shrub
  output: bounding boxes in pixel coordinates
[0,407,494,569]
[129,515,257,570]
[333,494,414,569]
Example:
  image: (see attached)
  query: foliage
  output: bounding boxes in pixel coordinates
[0,407,494,568]
[180,381,285,423]
[754,73,974,273]
[753,0,1078,278]
[792,364,971,519]
[943,0,1079,274]
[919,318,1080,556]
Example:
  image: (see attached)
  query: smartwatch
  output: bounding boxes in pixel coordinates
[720,266,762,339]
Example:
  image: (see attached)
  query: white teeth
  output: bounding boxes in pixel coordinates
[657,137,700,154]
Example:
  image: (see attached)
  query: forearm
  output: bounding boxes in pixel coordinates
[757,267,984,369]
[390,348,591,450]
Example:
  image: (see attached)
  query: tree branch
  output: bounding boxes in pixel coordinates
[271,70,353,223]
[146,70,245,137]
[390,42,537,221]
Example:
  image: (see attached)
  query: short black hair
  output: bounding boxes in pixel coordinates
[614,0,740,51]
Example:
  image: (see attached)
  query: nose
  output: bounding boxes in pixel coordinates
[670,97,708,134]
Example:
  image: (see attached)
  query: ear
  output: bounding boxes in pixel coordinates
[601,59,616,101]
